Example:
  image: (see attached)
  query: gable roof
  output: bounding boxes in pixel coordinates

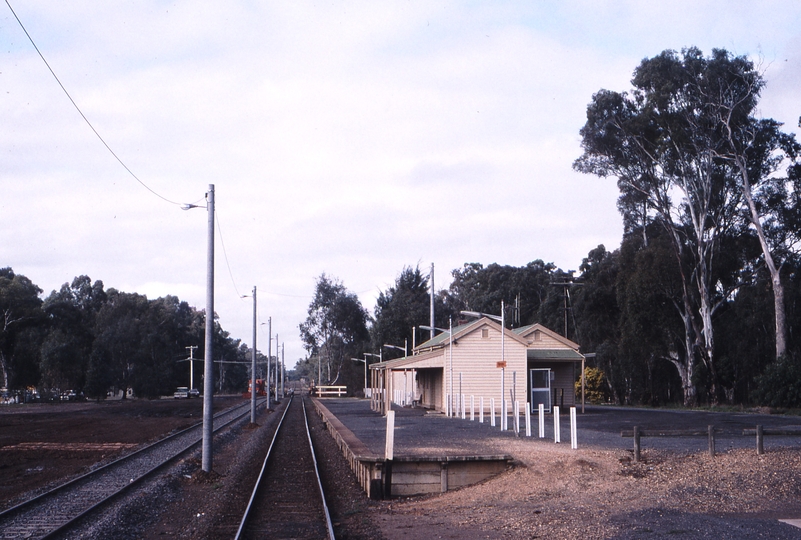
[370,347,443,370]
[413,316,530,353]
[513,323,580,350]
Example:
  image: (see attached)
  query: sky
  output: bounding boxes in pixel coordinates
[2,1,800,369]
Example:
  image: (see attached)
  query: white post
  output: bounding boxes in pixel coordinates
[461,394,466,419]
[385,410,395,460]
[525,402,531,437]
[470,395,475,421]
[554,405,561,443]
[201,184,215,473]
[538,403,545,438]
[446,394,451,417]
[501,399,507,431]
[490,398,496,427]
[514,400,520,435]
[570,407,577,449]
[479,397,484,423]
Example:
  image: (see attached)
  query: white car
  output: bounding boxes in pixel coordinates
[173,387,189,399]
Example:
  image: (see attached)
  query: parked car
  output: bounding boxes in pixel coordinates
[189,388,200,398]
[174,387,190,399]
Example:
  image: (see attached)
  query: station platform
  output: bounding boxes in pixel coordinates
[310,398,515,498]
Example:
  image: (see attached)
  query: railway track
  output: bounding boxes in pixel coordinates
[0,398,264,540]
[235,395,335,540]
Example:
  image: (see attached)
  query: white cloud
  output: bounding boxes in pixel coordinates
[3,0,800,366]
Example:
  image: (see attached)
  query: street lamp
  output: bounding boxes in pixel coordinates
[351,356,368,396]
[183,186,216,471]
[242,287,257,424]
[350,352,383,397]
[383,340,407,358]
[184,186,217,472]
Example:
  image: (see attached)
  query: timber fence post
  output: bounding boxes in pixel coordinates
[708,425,716,458]
[757,425,764,455]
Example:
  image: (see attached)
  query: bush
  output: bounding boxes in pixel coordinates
[751,353,801,408]
[576,367,611,404]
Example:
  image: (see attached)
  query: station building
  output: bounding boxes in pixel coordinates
[369,317,585,415]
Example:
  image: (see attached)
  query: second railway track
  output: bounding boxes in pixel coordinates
[236,395,335,540]
[0,398,264,540]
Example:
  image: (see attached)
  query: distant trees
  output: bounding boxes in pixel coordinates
[371,266,452,354]
[0,268,44,389]
[446,261,557,327]
[0,269,249,399]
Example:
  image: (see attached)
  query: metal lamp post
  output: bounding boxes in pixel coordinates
[242,286,257,424]
[202,185,215,472]
[182,184,216,472]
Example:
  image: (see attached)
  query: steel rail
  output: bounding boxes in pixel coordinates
[0,398,264,539]
[234,396,335,540]
[234,395,294,540]
[302,396,336,540]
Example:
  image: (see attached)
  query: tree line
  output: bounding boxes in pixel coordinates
[5,46,798,408]
[0,271,261,399]
[298,47,801,408]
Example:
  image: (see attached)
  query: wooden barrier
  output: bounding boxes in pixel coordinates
[313,385,347,397]
[622,426,720,462]
[743,425,801,455]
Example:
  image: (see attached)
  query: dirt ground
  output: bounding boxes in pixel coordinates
[4,399,801,539]
[0,396,239,509]
[372,443,801,539]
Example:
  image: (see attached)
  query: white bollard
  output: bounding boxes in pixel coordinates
[490,398,496,427]
[385,410,395,460]
[514,400,520,435]
[570,407,577,449]
[554,405,561,443]
[525,402,531,437]
[471,395,475,421]
[461,394,466,419]
[538,403,545,438]
[501,399,507,430]
[480,397,484,423]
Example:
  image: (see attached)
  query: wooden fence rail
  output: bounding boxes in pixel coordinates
[313,385,348,397]
[623,425,801,462]
[621,426,720,462]
[742,426,801,455]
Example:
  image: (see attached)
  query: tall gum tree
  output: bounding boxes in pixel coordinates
[699,53,801,360]
[574,48,765,404]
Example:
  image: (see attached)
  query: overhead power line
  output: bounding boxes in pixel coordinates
[5,0,181,206]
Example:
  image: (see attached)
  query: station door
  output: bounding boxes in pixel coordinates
[530,368,551,413]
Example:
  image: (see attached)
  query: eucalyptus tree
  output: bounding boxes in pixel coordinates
[299,274,369,389]
[88,290,149,398]
[574,48,760,404]
[41,276,107,392]
[372,265,451,353]
[0,268,44,389]
[703,55,801,360]
[447,261,557,327]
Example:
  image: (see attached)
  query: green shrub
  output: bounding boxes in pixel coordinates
[751,353,801,408]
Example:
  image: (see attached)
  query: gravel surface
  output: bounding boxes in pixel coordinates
[6,398,801,539]
[0,397,224,508]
